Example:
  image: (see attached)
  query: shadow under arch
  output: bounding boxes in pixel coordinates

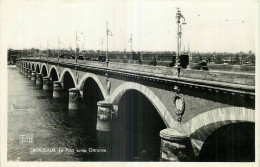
[59,68,77,88]
[48,66,59,84]
[31,63,35,71]
[36,64,40,73]
[110,88,167,161]
[110,82,176,128]
[78,73,107,100]
[41,64,48,77]
[109,82,175,161]
[199,122,255,162]
[80,77,105,130]
[186,107,255,161]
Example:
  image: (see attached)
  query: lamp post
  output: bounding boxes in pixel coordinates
[106,22,108,63]
[75,31,79,63]
[58,37,62,61]
[175,8,186,68]
[129,33,133,60]
[106,22,113,64]
[105,22,112,94]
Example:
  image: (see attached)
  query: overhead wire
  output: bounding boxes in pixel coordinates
[184,18,255,31]
[185,17,254,28]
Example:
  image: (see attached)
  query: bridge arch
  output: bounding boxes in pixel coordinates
[31,63,35,71]
[48,65,60,82]
[28,62,31,69]
[110,82,171,161]
[79,74,106,130]
[35,63,41,73]
[59,68,77,88]
[48,65,59,78]
[186,107,255,161]
[110,82,176,128]
[78,73,107,100]
[40,63,48,77]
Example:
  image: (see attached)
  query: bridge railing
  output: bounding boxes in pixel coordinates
[18,57,255,88]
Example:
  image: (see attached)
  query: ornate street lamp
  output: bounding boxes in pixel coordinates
[75,31,80,63]
[105,22,113,95]
[106,22,113,64]
[175,8,187,68]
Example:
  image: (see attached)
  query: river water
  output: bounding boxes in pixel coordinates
[7,66,106,161]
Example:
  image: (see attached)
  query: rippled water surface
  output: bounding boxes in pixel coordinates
[8,66,102,161]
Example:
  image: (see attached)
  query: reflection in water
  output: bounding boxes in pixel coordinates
[8,67,99,161]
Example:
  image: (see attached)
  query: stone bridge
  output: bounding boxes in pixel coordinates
[16,57,255,161]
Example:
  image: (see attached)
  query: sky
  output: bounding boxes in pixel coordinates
[0,0,258,53]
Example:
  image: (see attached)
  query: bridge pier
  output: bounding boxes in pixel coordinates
[96,101,113,131]
[43,77,52,90]
[25,68,28,76]
[53,81,63,98]
[27,69,31,79]
[160,128,195,162]
[36,73,43,86]
[20,66,23,74]
[96,100,114,160]
[31,71,36,81]
[24,68,28,76]
[68,88,81,117]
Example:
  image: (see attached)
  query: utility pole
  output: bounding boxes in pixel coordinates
[130,33,132,52]
[105,22,113,95]
[58,37,59,60]
[106,22,109,62]
[58,37,62,61]
[129,33,133,60]
[175,8,186,69]
[76,31,78,63]
[188,42,191,62]
[106,22,113,63]
[81,33,86,52]
[69,43,72,59]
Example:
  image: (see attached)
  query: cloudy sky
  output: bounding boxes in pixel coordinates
[0,0,258,52]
